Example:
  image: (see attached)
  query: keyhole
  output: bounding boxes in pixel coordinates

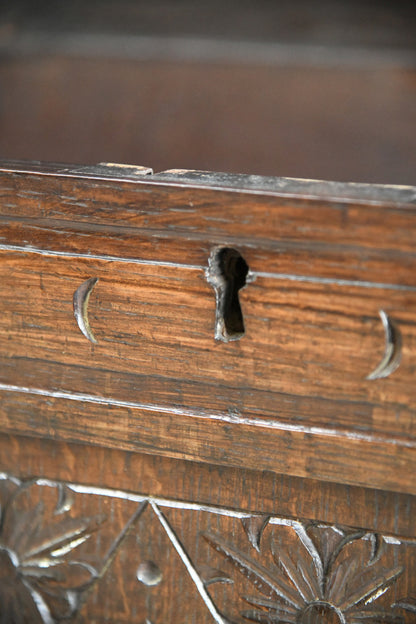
[206,247,249,342]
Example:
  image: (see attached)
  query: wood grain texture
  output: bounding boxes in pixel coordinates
[1,434,416,624]
[2,432,416,540]
[0,163,416,493]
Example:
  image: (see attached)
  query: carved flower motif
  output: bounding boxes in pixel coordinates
[204,522,404,624]
[0,476,105,623]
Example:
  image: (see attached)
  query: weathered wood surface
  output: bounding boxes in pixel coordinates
[3,432,416,540]
[0,162,416,493]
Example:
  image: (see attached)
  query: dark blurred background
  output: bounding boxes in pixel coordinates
[0,0,415,183]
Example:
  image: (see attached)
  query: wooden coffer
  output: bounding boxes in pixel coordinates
[1,160,416,623]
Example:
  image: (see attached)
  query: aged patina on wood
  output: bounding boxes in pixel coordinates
[0,160,416,623]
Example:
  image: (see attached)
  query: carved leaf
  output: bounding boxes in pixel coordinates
[0,478,106,623]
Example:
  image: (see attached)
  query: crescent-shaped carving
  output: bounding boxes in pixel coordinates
[73,277,99,344]
[366,310,402,380]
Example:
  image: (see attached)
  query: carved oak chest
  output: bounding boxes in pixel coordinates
[0,160,416,623]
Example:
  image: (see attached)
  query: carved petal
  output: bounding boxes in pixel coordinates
[241,609,296,623]
[4,500,45,556]
[348,609,404,623]
[20,561,97,620]
[338,566,403,612]
[306,524,366,576]
[22,516,104,562]
[305,524,345,572]
[27,577,79,620]
[241,516,270,553]
[2,483,105,564]
[327,554,360,603]
[54,484,75,515]
[23,560,97,590]
[203,532,302,608]
[243,594,298,616]
[277,549,316,604]
[368,533,385,565]
[3,481,104,543]
[198,565,233,586]
[271,541,322,602]
[0,480,108,622]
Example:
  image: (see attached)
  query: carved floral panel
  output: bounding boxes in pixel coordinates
[0,473,415,623]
